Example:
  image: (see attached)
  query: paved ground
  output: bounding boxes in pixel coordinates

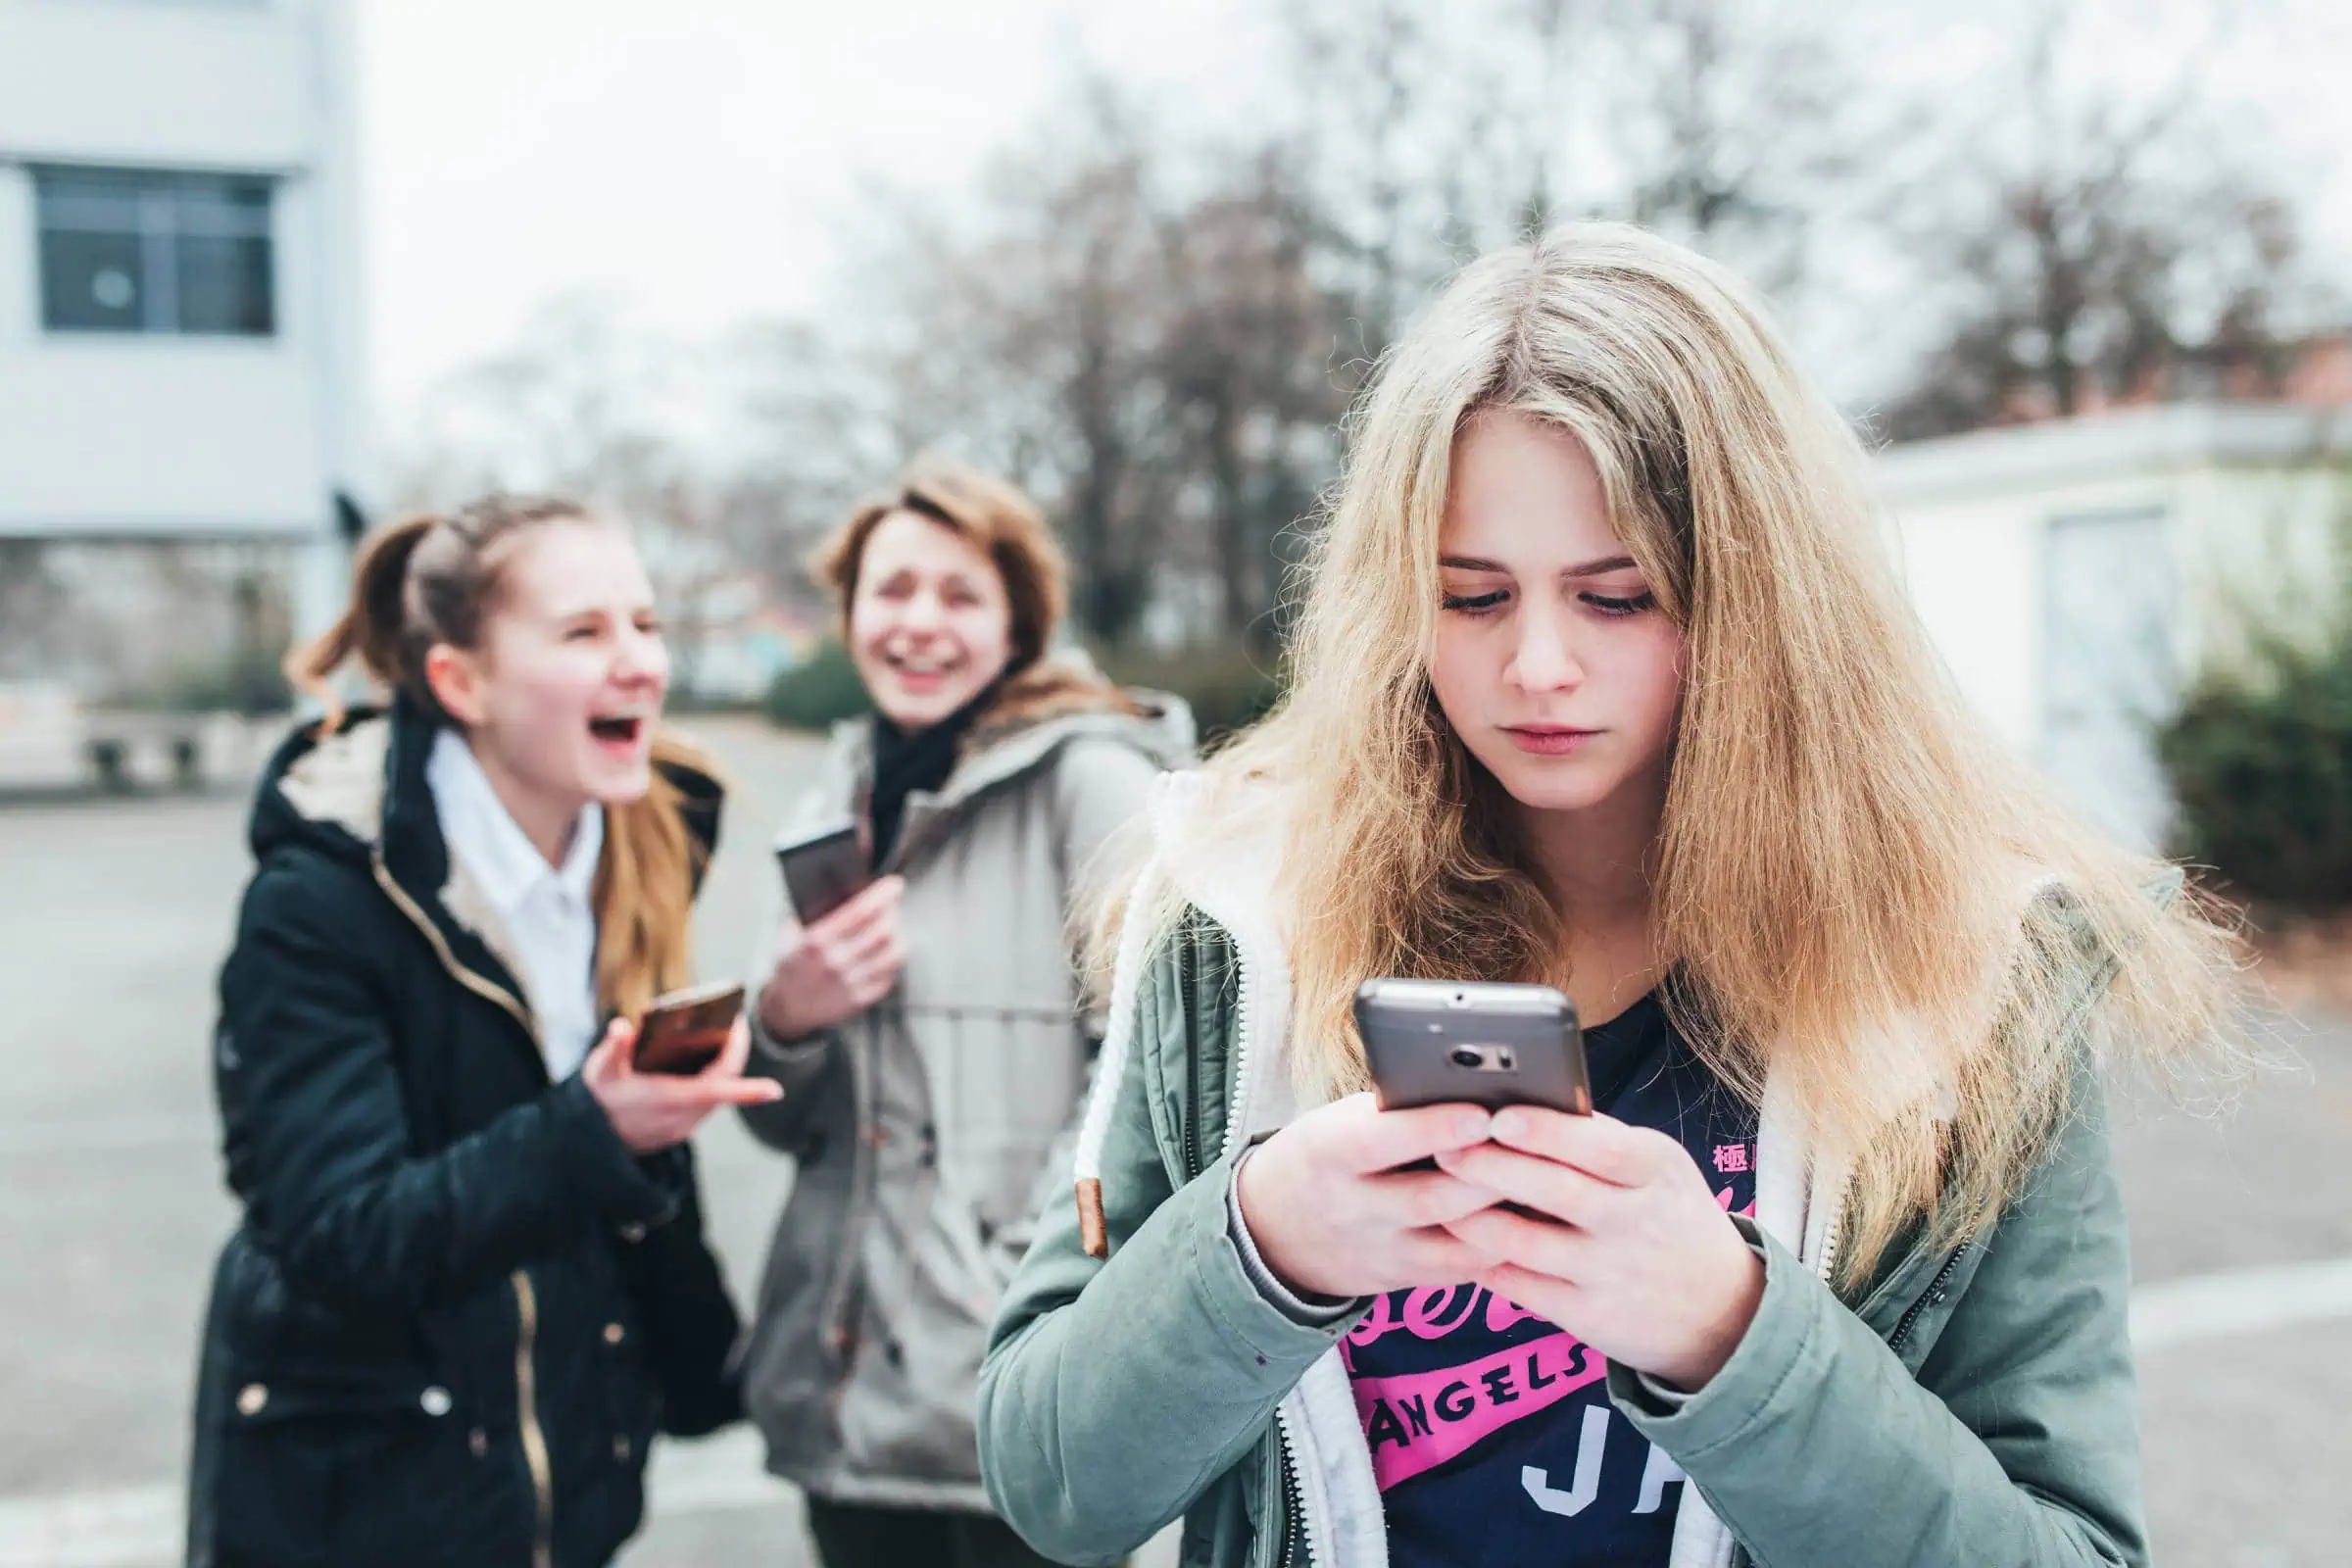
[0,713,2344,1565]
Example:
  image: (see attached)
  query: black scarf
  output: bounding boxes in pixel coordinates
[865,683,999,871]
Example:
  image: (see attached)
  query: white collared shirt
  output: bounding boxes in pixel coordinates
[426,728,605,1081]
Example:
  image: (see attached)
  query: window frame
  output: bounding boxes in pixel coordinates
[30,163,279,339]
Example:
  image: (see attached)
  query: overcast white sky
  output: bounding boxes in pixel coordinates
[359,0,1274,418]
[358,0,2352,423]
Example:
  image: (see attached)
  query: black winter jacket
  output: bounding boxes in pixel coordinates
[187,699,742,1568]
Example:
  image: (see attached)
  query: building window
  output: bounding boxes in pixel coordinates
[32,166,275,337]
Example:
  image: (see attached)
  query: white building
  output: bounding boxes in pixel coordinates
[0,0,367,681]
[1881,403,2352,850]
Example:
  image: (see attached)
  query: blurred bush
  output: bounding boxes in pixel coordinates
[122,651,294,715]
[2159,626,2352,912]
[764,637,1289,746]
[764,639,872,731]
[1103,642,1285,745]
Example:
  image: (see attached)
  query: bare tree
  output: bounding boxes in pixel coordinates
[1878,0,2328,439]
[388,296,768,693]
[1155,149,1357,645]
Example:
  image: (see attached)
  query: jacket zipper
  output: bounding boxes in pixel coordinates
[371,853,558,1566]
[1221,924,1319,1568]
[1275,1421,1309,1568]
[1886,1243,1971,1355]
[369,853,535,1038]
[513,1271,556,1568]
[1179,931,1205,1179]
[1811,1174,1849,1286]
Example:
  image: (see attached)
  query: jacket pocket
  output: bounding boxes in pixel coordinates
[208,1369,514,1568]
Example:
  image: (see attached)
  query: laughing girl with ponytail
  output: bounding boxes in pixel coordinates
[189,498,772,1568]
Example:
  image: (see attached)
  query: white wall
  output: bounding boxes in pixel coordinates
[1880,406,2352,767]
[0,0,366,641]
[0,2,312,173]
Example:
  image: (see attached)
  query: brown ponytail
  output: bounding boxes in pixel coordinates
[289,497,716,1019]
[284,514,438,729]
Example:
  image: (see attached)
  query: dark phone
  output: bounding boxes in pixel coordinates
[1354,978,1592,1115]
[776,821,872,926]
[634,980,745,1076]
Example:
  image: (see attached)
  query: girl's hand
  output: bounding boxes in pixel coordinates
[1435,1107,1764,1391]
[755,876,906,1040]
[584,1015,782,1153]
[1236,1093,1502,1300]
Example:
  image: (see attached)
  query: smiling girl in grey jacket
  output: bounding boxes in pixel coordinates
[737,457,1192,1568]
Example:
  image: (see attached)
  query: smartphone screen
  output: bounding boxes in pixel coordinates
[776,821,872,925]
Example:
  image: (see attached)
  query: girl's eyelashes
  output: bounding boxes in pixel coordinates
[1440,587,1655,616]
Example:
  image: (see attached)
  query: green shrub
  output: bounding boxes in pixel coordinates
[2158,631,2352,912]
[1103,642,1285,744]
[764,640,872,731]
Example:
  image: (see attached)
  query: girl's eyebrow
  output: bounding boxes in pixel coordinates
[1439,553,1638,578]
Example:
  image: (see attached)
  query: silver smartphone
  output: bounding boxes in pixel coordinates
[1354,978,1592,1115]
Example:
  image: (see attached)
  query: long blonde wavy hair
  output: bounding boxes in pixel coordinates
[1117,223,2243,1286]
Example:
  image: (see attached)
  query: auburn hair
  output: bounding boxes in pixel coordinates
[813,454,1137,736]
[287,497,710,1020]
[1101,224,2245,1287]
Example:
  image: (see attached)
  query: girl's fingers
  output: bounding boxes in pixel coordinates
[705,1015,752,1079]
[1335,1099,1495,1175]
[1372,1167,1501,1229]
[704,1077,785,1105]
[588,1022,636,1084]
[814,876,905,941]
[1475,1261,1581,1321]
[1445,1205,1589,1279]
[1399,1231,1497,1282]
[828,920,899,974]
[1485,1108,1663,1186]
[1435,1144,1614,1228]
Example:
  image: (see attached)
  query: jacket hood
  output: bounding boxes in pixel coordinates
[249,698,725,883]
[247,703,411,869]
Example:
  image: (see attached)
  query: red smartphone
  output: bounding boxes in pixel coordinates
[634,980,745,1076]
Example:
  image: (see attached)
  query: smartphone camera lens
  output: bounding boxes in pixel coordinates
[1448,1046,1483,1069]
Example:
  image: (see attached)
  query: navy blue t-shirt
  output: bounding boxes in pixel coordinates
[1343,989,1757,1567]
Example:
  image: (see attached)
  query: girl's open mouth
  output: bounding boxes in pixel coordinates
[589,715,645,750]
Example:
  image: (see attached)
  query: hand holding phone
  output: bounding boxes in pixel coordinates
[1232,1093,1504,1301]
[754,874,906,1041]
[582,1007,781,1154]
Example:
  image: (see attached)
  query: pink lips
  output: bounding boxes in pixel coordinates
[1502,726,1598,756]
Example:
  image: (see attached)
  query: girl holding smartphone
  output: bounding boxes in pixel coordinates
[976,225,2240,1568]
[187,499,775,1568]
[737,457,1192,1568]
